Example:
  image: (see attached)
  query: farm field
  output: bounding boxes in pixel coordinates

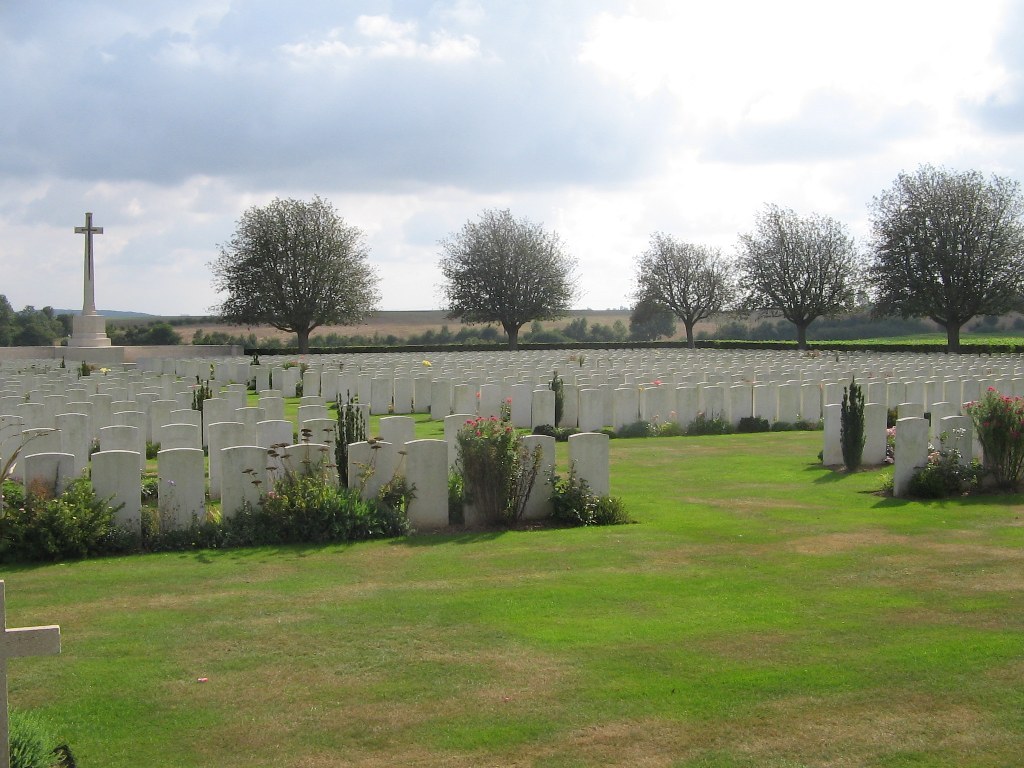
[5,430,1024,767]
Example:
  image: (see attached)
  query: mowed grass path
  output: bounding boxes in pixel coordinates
[4,432,1024,767]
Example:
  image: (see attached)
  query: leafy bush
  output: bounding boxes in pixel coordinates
[335,391,366,486]
[531,424,578,442]
[656,421,685,437]
[770,421,794,432]
[964,387,1024,489]
[0,478,134,563]
[737,416,771,433]
[908,441,983,498]
[840,377,866,471]
[8,709,58,768]
[685,413,733,436]
[457,415,542,526]
[141,474,159,502]
[448,468,464,525]
[793,418,823,431]
[145,442,160,460]
[618,420,656,438]
[550,466,631,526]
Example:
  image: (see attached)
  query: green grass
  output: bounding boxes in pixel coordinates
[6,432,1024,767]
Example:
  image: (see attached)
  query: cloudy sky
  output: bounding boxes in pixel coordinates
[3,0,1023,316]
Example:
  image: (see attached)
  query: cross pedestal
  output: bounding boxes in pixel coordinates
[0,581,60,768]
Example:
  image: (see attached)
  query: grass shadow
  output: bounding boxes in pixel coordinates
[394,530,506,547]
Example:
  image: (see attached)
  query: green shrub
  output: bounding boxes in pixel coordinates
[0,478,133,563]
[457,415,542,526]
[794,418,823,431]
[191,377,214,412]
[226,470,408,546]
[550,466,632,527]
[335,391,366,486]
[597,427,618,439]
[8,709,57,768]
[656,421,685,437]
[770,421,794,432]
[737,416,771,433]
[964,387,1024,489]
[532,423,558,438]
[448,468,464,525]
[840,377,866,471]
[908,442,983,499]
[686,413,733,436]
[145,442,160,460]
[141,474,159,503]
[618,420,656,438]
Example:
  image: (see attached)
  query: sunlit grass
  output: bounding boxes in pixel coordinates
[13,430,1022,766]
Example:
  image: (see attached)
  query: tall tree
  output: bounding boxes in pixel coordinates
[634,234,733,348]
[211,196,379,353]
[737,205,861,349]
[628,297,676,341]
[869,165,1024,352]
[0,295,15,346]
[438,208,577,350]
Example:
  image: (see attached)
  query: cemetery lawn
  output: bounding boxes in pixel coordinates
[5,431,1024,767]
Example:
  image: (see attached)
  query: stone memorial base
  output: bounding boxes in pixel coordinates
[70,312,111,347]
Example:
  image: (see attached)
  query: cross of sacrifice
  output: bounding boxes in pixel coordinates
[0,581,60,768]
[74,211,103,314]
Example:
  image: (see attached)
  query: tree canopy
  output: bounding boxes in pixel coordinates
[0,297,69,346]
[634,233,733,348]
[736,205,862,349]
[438,208,578,350]
[210,196,379,353]
[868,165,1024,352]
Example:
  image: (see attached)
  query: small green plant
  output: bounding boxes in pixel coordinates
[78,360,93,378]
[686,412,733,436]
[907,434,983,498]
[448,468,465,525]
[617,420,656,438]
[145,442,160,460]
[8,708,57,768]
[964,387,1024,489]
[335,391,366,486]
[656,421,685,437]
[794,418,823,431]
[531,425,578,442]
[141,474,159,503]
[550,465,631,527]
[191,377,214,412]
[770,421,794,432]
[840,377,866,471]
[737,416,771,433]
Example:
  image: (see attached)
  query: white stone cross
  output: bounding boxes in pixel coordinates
[74,211,103,314]
[0,580,60,768]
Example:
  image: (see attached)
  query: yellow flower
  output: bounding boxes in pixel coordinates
[422,360,432,367]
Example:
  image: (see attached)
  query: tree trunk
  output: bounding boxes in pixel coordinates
[795,322,809,350]
[296,327,310,354]
[684,321,696,349]
[506,324,520,351]
[945,321,961,354]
